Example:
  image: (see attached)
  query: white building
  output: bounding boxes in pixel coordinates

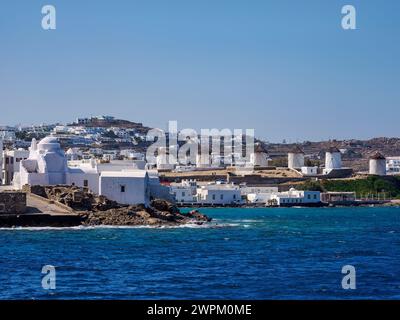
[100,171,149,206]
[323,146,342,174]
[197,182,242,205]
[2,148,30,185]
[386,157,400,174]
[301,166,318,176]
[16,136,152,206]
[170,180,198,204]
[288,146,305,169]
[369,152,386,176]
[270,188,321,206]
[247,192,275,204]
[249,143,269,167]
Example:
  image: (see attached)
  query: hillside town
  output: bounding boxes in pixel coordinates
[1,116,400,222]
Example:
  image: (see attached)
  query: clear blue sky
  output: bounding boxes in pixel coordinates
[0,0,399,142]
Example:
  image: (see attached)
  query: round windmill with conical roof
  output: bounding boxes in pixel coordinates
[288,145,305,169]
[325,145,342,172]
[369,151,386,176]
[250,142,269,167]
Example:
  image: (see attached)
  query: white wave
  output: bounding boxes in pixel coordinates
[0,222,240,231]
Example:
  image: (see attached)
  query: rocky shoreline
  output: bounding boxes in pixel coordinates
[79,200,212,227]
[16,185,212,228]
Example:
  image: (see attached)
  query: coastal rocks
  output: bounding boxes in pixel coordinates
[150,199,179,214]
[79,205,212,227]
[24,185,212,227]
[186,210,212,222]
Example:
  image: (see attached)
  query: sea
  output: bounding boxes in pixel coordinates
[0,207,399,300]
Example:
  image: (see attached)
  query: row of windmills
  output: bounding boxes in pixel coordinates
[254,143,387,177]
[154,142,388,176]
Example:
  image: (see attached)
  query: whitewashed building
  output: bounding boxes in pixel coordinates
[197,182,243,205]
[247,192,275,204]
[270,188,321,206]
[100,171,149,206]
[301,166,318,176]
[386,157,400,174]
[3,148,33,186]
[170,180,198,204]
[16,136,152,206]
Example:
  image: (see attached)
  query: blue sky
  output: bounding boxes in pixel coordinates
[0,0,399,142]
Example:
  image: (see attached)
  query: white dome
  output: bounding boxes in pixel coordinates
[38,136,61,152]
[38,136,59,145]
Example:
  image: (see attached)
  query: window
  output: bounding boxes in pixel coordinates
[5,158,9,164]
[313,194,317,199]
[182,192,186,197]
[220,194,224,200]
[120,185,126,193]
[83,180,88,187]
[233,194,236,200]
[212,194,216,200]
[307,194,311,199]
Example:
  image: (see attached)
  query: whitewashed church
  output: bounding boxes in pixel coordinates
[16,136,152,206]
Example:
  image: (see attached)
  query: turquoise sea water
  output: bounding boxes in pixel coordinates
[0,207,399,300]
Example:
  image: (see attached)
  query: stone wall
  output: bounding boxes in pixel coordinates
[0,192,27,214]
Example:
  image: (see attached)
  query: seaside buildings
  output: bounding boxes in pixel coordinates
[170,180,243,205]
[269,189,321,206]
[170,180,198,203]
[197,182,242,205]
[246,188,321,206]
